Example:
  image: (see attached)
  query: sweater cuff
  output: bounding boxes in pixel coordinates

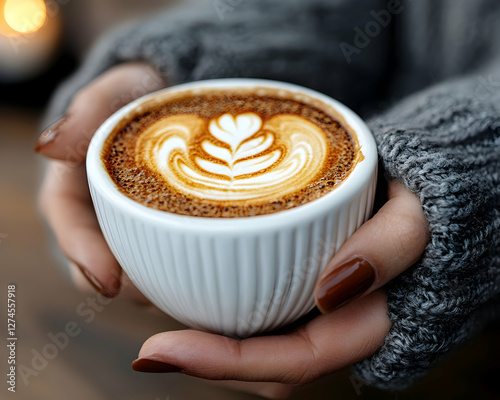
[351,75,500,389]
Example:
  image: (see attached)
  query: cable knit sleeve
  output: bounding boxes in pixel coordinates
[352,67,500,389]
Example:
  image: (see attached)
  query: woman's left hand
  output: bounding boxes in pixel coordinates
[132,181,430,399]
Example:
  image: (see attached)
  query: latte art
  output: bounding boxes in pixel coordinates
[135,112,328,201]
[103,88,357,217]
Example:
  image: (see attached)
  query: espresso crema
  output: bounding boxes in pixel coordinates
[102,87,358,217]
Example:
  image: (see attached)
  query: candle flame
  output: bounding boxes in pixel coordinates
[3,0,46,35]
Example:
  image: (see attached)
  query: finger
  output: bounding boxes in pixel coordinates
[69,265,153,304]
[131,290,390,385]
[39,161,121,297]
[315,180,429,313]
[62,214,150,303]
[35,62,165,160]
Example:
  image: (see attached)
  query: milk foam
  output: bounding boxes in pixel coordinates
[135,112,329,202]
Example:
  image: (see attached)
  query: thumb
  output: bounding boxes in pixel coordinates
[315,180,429,313]
[35,62,165,161]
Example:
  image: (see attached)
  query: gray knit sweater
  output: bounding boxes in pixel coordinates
[45,0,500,390]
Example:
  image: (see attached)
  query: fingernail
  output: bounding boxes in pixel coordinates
[132,358,181,373]
[316,256,376,313]
[34,115,69,152]
[72,260,116,298]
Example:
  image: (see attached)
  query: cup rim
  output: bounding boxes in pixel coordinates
[86,78,377,232]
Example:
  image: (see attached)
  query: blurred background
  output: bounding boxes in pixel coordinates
[0,1,499,399]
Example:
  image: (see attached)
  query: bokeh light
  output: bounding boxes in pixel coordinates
[3,0,46,35]
[0,0,59,82]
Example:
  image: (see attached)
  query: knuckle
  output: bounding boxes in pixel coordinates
[277,332,321,385]
[221,335,242,360]
[72,85,97,109]
[392,213,429,252]
[379,208,429,254]
[72,74,113,112]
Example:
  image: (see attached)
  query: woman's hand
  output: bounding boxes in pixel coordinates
[37,63,430,399]
[37,62,165,300]
[130,180,429,399]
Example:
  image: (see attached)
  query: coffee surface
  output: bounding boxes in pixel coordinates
[102,87,357,217]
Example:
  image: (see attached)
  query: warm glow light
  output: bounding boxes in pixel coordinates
[4,0,46,34]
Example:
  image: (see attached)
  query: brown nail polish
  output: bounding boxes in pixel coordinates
[132,358,181,373]
[34,115,69,152]
[73,261,116,298]
[316,257,376,313]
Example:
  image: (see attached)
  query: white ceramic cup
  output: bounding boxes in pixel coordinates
[86,79,378,338]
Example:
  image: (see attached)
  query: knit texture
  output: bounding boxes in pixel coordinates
[353,75,500,389]
[44,0,500,390]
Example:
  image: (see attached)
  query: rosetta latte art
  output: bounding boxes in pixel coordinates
[135,112,329,202]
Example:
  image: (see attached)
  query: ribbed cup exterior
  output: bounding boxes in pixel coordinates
[89,168,376,338]
[86,79,378,338]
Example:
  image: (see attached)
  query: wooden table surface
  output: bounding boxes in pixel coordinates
[0,107,499,400]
